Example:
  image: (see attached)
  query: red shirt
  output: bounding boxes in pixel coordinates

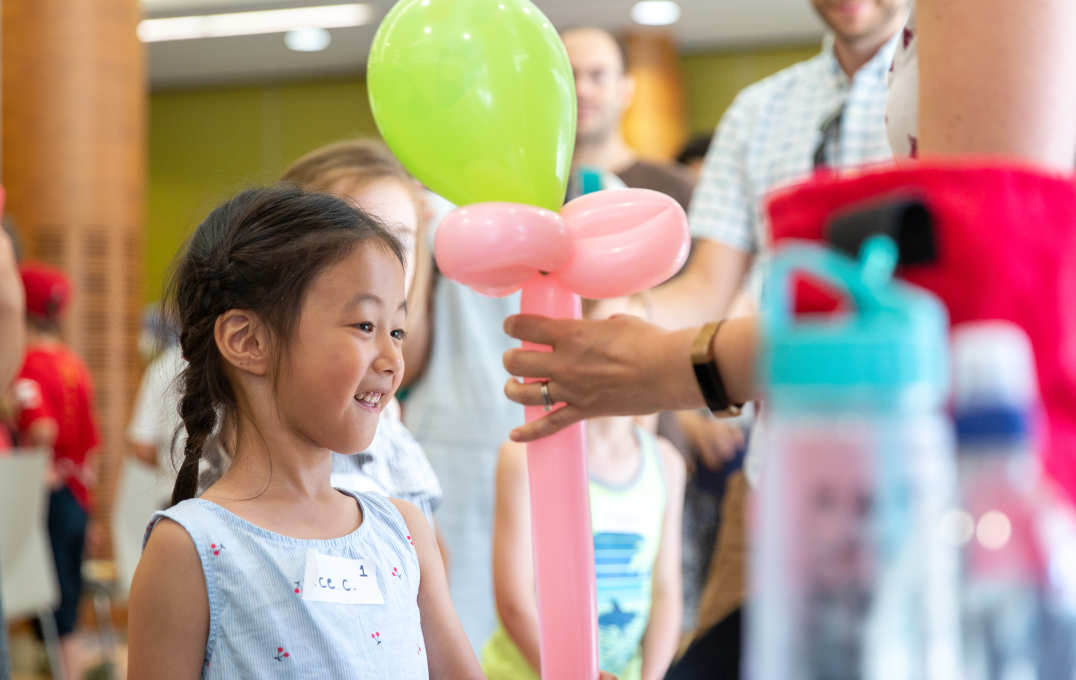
[13,344,100,510]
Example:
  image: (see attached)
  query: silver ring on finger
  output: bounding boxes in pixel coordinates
[540,381,554,412]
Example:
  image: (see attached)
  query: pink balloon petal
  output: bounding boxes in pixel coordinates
[557,189,689,298]
[560,188,683,239]
[434,202,571,296]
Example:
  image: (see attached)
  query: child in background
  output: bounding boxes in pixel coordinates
[126,305,185,507]
[280,140,441,522]
[483,295,686,680]
[10,263,101,679]
[127,186,482,679]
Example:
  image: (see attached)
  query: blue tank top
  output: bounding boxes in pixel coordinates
[145,490,429,679]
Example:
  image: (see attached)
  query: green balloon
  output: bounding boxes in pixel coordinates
[368,0,576,212]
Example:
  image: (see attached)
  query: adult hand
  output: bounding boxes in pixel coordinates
[677,410,745,470]
[502,314,704,442]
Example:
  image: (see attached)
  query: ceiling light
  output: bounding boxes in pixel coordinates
[285,26,332,52]
[630,1,681,26]
[138,4,370,42]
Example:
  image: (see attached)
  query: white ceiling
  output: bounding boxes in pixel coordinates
[142,0,827,88]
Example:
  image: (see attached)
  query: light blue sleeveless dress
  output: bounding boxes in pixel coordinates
[144,490,429,679]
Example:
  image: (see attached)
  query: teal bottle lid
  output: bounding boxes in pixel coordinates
[760,236,949,400]
[578,166,605,195]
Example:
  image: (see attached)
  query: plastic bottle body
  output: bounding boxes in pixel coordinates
[748,391,960,680]
[951,321,1076,680]
[957,444,1076,680]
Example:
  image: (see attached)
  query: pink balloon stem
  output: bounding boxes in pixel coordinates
[520,275,600,680]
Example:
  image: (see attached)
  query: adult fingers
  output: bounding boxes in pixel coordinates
[505,378,540,406]
[509,405,584,442]
[503,314,569,346]
[503,378,570,408]
[502,347,561,379]
[697,422,744,469]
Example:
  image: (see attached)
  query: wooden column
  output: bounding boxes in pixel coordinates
[621,30,688,162]
[3,0,145,557]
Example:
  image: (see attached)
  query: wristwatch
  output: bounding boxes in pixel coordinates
[690,321,742,416]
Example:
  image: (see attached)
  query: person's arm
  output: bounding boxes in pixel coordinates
[0,229,23,389]
[490,441,542,672]
[127,518,209,680]
[12,374,63,485]
[640,438,685,680]
[502,314,760,442]
[917,0,1076,171]
[647,90,761,329]
[22,418,57,448]
[390,498,484,679]
[434,523,451,576]
[648,239,753,329]
[675,410,745,471]
[128,358,165,467]
[130,441,157,467]
[24,419,62,488]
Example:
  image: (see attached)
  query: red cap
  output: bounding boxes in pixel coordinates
[20,262,70,320]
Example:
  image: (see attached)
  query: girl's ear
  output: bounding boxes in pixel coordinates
[214,310,271,376]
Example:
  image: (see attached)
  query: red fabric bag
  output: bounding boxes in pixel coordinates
[766,161,1076,503]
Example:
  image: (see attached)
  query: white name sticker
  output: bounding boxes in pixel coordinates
[301,550,384,605]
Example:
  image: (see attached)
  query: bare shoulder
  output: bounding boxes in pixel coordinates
[655,435,687,488]
[128,517,208,679]
[389,497,430,537]
[133,518,206,610]
[139,517,203,577]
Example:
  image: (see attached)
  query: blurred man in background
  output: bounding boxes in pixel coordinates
[562,27,695,210]
[665,2,908,677]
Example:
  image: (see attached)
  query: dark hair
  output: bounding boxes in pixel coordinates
[676,134,712,166]
[166,184,404,505]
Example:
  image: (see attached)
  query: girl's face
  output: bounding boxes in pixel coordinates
[275,242,407,455]
[340,178,421,297]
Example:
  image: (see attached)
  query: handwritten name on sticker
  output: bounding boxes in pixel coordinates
[301,550,384,605]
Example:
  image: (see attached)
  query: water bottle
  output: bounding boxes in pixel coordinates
[749,236,960,680]
[952,321,1076,680]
